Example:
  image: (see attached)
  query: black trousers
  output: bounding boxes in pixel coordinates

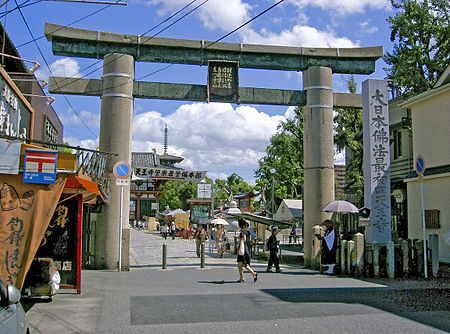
[267,249,280,270]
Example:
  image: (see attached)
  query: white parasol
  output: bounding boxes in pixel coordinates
[321,200,359,214]
[209,217,229,226]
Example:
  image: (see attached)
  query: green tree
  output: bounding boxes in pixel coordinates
[255,107,304,213]
[334,76,364,205]
[384,0,450,95]
[61,142,73,153]
[159,180,197,211]
[213,173,252,208]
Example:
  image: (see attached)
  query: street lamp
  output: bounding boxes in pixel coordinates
[270,168,276,218]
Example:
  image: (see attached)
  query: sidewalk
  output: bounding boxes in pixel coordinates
[24,228,450,334]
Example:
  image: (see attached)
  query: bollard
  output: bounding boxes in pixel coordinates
[162,243,167,269]
[200,242,205,268]
[372,241,379,278]
[386,241,395,279]
[353,233,364,277]
[400,239,409,277]
[429,234,439,277]
[341,240,348,275]
[415,239,424,277]
[313,225,322,271]
[347,240,355,275]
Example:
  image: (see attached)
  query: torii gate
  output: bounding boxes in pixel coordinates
[45,23,382,270]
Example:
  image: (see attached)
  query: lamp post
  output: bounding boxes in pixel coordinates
[270,168,276,218]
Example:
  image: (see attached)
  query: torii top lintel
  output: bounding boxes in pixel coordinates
[45,23,382,75]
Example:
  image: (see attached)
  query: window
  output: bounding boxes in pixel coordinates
[393,130,403,159]
[425,210,440,229]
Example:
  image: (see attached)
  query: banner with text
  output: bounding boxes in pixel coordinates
[133,166,206,183]
[0,174,67,289]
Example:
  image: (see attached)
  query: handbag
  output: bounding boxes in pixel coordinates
[238,240,245,256]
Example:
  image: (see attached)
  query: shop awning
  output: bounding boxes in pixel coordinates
[64,175,104,203]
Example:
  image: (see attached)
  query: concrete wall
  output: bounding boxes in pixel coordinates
[406,175,450,263]
[410,89,450,167]
[404,85,450,263]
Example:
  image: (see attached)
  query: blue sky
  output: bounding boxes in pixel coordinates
[7,0,396,184]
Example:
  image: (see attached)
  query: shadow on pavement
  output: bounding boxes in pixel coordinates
[261,287,450,332]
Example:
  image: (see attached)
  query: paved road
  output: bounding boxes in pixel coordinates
[25,229,450,333]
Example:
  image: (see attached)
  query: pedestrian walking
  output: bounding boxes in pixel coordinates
[315,219,337,274]
[214,224,227,258]
[266,227,281,273]
[194,225,207,257]
[170,221,177,239]
[289,224,297,244]
[235,218,257,283]
[161,223,168,239]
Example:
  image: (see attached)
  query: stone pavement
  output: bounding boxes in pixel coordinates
[24,228,450,334]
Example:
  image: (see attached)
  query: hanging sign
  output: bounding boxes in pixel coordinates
[0,67,32,139]
[23,148,58,184]
[207,60,239,103]
[0,139,21,174]
[133,166,206,183]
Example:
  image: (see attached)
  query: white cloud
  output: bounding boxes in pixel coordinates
[151,0,251,31]
[59,109,100,131]
[34,57,82,82]
[287,0,391,16]
[242,25,358,48]
[334,150,345,165]
[50,58,81,77]
[63,136,98,151]
[132,102,285,171]
[359,20,379,34]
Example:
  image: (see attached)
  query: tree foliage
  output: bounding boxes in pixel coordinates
[254,107,304,212]
[384,0,450,95]
[214,173,252,208]
[159,180,197,211]
[334,76,364,205]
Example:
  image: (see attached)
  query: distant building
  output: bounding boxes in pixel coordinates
[0,22,63,146]
[130,151,184,220]
[274,199,303,224]
[234,192,256,213]
[334,164,346,198]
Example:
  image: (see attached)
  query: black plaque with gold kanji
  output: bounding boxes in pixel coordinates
[207,60,239,103]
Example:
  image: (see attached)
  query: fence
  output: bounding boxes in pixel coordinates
[314,227,440,278]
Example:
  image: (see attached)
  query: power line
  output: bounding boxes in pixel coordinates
[205,0,286,49]
[15,0,121,48]
[0,0,41,20]
[54,0,207,89]
[73,0,286,91]
[13,0,98,137]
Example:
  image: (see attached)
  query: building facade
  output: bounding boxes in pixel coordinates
[401,66,450,263]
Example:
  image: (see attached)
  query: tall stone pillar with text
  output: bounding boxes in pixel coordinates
[362,79,391,243]
[96,53,134,270]
[302,66,335,268]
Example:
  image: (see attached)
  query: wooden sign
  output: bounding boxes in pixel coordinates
[207,60,239,103]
